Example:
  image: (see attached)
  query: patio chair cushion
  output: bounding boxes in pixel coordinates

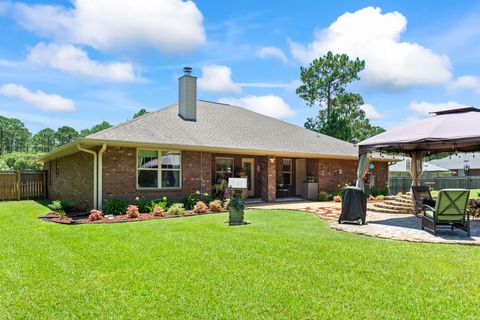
[435,189,469,222]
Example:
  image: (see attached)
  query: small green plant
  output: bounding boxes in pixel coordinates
[367,186,389,197]
[229,194,245,210]
[103,198,128,215]
[58,209,67,219]
[318,191,333,202]
[126,205,139,218]
[48,200,62,211]
[375,195,385,201]
[135,198,152,213]
[208,200,223,212]
[193,201,208,213]
[167,203,185,215]
[184,191,210,210]
[150,197,169,212]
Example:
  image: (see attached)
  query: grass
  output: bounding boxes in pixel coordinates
[431,188,480,199]
[1,201,480,319]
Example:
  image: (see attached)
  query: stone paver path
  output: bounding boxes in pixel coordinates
[331,212,480,245]
[248,200,480,245]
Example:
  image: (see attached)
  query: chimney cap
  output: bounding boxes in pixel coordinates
[183,67,193,76]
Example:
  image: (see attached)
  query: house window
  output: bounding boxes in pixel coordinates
[137,149,181,189]
[215,157,234,183]
[282,159,292,185]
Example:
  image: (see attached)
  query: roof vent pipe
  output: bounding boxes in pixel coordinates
[178,66,197,121]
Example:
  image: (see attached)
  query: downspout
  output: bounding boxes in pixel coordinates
[97,144,107,210]
[77,144,98,209]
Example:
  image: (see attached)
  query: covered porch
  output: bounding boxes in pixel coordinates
[211,153,376,202]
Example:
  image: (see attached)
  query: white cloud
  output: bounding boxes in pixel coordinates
[27,42,137,82]
[289,7,452,88]
[449,75,480,94]
[218,95,296,120]
[198,65,241,94]
[360,103,382,119]
[237,79,301,90]
[409,101,470,116]
[257,46,288,63]
[0,83,75,112]
[14,0,206,54]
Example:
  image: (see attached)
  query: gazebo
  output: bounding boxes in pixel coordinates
[355,107,480,189]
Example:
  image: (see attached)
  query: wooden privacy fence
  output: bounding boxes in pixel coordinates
[389,176,480,195]
[0,171,46,201]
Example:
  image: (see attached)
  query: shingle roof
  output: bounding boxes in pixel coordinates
[85,100,357,157]
[389,158,450,172]
[428,153,480,170]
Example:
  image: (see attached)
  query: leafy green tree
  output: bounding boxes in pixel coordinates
[31,128,56,152]
[0,152,43,171]
[133,108,149,119]
[55,126,79,146]
[80,121,112,137]
[297,52,383,142]
[0,116,31,154]
[296,51,365,118]
[304,93,384,143]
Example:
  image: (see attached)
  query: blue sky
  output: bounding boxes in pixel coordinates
[0,0,480,133]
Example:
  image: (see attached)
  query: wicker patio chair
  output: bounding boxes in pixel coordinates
[411,186,434,215]
[421,189,470,236]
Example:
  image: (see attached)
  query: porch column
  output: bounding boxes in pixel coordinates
[267,155,276,202]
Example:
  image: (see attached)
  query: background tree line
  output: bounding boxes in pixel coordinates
[0,108,149,171]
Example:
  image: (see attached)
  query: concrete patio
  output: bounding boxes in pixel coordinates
[247,200,480,245]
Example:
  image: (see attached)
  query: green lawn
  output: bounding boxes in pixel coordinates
[431,188,480,199]
[1,201,480,319]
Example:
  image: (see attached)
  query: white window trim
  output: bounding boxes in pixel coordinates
[136,148,182,190]
[282,159,292,186]
[215,157,235,181]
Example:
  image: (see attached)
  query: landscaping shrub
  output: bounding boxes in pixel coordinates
[151,197,169,211]
[318,191,334,202]
[60,200,75,212]
[135,198,152,213]
[184,191,210,210]
[88,209,103,221]
[375,195,385,201]
[208,200,223,212]
[333,195,342,202]
[103,198,128,215]
[152,205,165,217]
[58,209,67,219]
[167,203,185,215]
[48,200,75,212]
[193,201,208,213]
[367,186,389,197]
[47,200,62,211]
[126,205,139,218]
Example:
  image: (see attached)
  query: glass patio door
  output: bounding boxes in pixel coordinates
[241,158,255,197]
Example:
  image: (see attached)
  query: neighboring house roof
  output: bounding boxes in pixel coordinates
[39,100,391,162]
[428,152,480,170]
[389,158,450,173]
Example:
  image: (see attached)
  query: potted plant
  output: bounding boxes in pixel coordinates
[228,192,246,226]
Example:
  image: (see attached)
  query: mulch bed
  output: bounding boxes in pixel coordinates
[41,209,227,225]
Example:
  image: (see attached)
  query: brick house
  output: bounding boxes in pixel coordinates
[39,68,390,210]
